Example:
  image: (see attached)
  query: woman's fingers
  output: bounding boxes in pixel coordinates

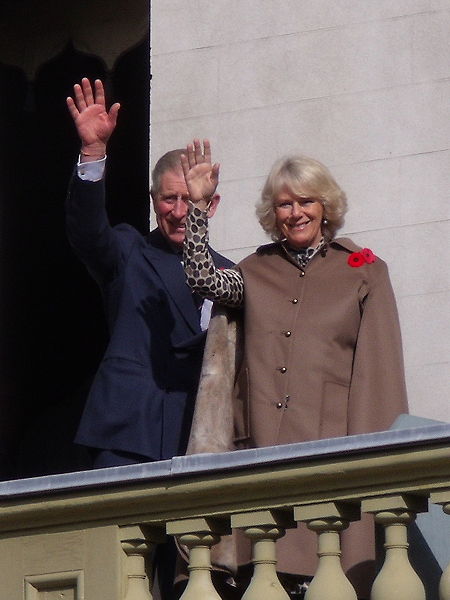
[186,139,212,168]
[203,139,211,164]
[185,143,194,169]
[193,138,204,163]
[180,153,190,178]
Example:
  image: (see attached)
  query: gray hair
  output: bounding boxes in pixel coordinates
[150,149,185,197]
[256,155,348,241]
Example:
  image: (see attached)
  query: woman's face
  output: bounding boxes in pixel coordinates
[274,187,324,249]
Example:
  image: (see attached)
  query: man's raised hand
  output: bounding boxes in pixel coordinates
[66,78,120,161]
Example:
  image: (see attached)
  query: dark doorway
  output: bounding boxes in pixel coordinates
[0,31,150,479]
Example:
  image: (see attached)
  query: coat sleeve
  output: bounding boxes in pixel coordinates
[65,172,122,284]
[347,260,408,435]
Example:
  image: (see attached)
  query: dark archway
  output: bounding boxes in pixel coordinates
[0,33,150,479]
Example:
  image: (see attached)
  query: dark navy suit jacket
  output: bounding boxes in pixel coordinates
[66,174,233,460]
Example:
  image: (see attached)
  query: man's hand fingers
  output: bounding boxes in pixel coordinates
[81,77,94,105]
[73,83,87,111]
[94,79,105,108]
[108,102,121,126]
[66,96,79,121]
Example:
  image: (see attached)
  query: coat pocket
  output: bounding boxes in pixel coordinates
[320,381,350,439]
[233,366,251,446]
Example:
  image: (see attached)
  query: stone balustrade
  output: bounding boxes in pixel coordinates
[0,423,449,599]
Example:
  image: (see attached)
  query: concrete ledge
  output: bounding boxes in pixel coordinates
[1,420,449,500]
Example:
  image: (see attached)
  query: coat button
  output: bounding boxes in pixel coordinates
[284,331,292,337]
[299,271,305,277]
[279,367,287,373]
[291,298,299,304]
[276,402,283,409]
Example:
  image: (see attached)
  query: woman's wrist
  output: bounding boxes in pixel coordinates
[190,197,212,212]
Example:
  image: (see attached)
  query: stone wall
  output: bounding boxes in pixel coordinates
[150,1,450,421]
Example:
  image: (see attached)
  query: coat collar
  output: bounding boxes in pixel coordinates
[143,228,201,335]
[329,237,362,254]
[257,236,362,257]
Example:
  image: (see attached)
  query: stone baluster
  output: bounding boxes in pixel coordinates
[120,524,165,600]
[167,516,230,600]
[231,509,296,600]
[362,494,428,600]
[294,501,359,600]
[431,490,450,600]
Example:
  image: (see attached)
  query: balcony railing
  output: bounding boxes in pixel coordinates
[0,423,450,599]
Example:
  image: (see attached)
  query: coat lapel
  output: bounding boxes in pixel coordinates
[143,229,200,334]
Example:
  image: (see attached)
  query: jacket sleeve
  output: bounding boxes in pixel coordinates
[347,260,409,435]
[65,172,121,284]
[183,205,244,306]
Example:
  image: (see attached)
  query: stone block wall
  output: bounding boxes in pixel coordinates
[150,1,450,421]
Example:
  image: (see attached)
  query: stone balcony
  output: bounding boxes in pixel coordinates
[1,422,450,599]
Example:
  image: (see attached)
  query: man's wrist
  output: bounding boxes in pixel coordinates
[80,143,107,162]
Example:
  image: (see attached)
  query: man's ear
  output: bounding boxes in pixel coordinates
[207,194,220,218]
[150,191,158,213]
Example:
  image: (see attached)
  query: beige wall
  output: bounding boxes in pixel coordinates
[150,1,450,422]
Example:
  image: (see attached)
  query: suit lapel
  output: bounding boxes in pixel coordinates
[143,229,200,334]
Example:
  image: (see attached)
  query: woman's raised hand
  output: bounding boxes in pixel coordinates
[66,78,120,160]
[181,139,220,207]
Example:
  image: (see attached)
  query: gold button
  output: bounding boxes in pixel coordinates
[284,331,291,337]
[291,298,299,304]
[276,402,283,409]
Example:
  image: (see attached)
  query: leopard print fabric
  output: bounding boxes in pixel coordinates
[183,205,245,307]
[183,205,324,308]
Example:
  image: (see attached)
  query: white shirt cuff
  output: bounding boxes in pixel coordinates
[76,156,106,182]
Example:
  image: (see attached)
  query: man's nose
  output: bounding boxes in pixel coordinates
[172,198,188,218]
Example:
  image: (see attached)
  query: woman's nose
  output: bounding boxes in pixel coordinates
[291,200,302,217]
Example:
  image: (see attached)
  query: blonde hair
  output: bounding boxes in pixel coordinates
[256,155,347,241]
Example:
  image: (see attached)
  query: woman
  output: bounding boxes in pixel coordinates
[181,140,408,597]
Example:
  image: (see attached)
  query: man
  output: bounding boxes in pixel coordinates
[66,78,232,469]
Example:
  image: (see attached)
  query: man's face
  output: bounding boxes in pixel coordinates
[152,168,190,247]
[152,167,220,247]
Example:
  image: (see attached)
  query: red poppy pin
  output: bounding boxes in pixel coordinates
[348,248,377,267]
[361,248,376,263]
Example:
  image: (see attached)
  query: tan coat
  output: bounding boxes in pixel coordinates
[187,237,408,597]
